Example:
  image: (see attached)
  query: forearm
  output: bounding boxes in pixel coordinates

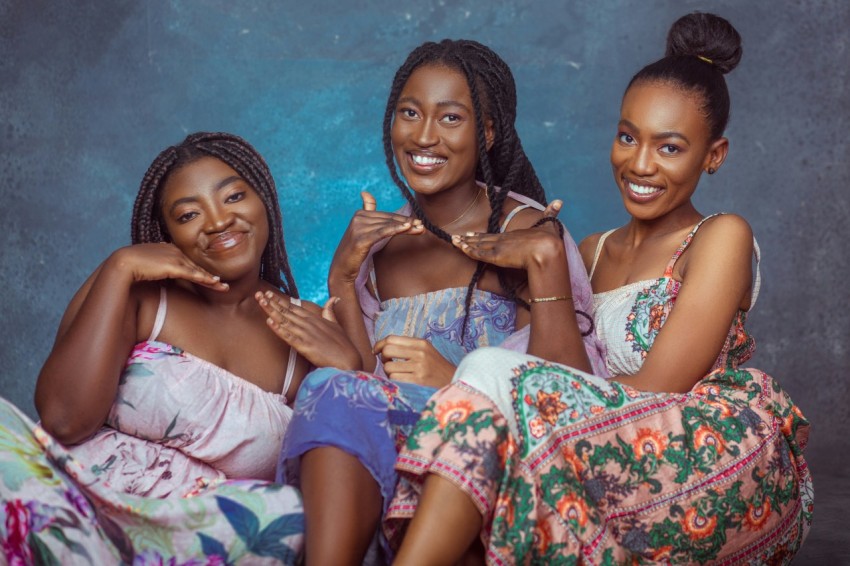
[328,276,377,373]
[35,256,138,443]
[525,245,592,372]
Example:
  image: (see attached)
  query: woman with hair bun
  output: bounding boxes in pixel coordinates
[387,13,812,564]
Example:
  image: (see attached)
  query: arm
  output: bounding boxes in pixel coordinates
[35,243,226,444]
[615,215,754,393]
[256,293,362,372]
[327,191,424,372]
[453,201,592,372]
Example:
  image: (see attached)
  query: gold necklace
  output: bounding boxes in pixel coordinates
[440,187,484,229]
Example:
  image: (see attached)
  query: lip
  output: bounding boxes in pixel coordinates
[206,231,247,252]
[406,150,447,175]
[624,178,665,204]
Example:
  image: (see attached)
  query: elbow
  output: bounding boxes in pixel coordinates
[36,402,100,446]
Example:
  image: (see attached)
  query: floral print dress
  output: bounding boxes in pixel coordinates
[0,289,304,564]
[387,216,813,565]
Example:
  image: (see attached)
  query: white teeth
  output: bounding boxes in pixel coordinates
[628,182,660,195]
[411,154,447,166]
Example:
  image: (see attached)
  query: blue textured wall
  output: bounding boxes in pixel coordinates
[1,1,847,560]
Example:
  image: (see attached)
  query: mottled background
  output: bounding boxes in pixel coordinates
[1,0,846,561]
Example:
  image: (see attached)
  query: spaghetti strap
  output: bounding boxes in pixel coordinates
[749,237,762,310]
[368,259,381,303]
[589,229,616,280]
[148,287,167,342]
[500,204,532,233]
[663,213,724,276]
[281,297,301,400]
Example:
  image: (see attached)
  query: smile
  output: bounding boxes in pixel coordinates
[207,231,246,251]
[628,181,661,195]
[410,153,447,166]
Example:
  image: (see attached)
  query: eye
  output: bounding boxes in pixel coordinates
[660,144,681,155]
[617,132,635,145]
[176,211,199,224]
[398,107,418,120]
[441,114,462,124]
[225,191,246,204]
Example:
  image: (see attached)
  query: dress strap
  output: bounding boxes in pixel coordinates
[663,213,725,276]
[499,204,532,233]
[588,229,616,280]
[749,237,762,310]
[368,259,381,303]
[281,297,301,399]
[148,287,168,342]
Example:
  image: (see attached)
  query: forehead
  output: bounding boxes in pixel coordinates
[401,63,472,105]
[621,81,710,139]
[161,156,242,200]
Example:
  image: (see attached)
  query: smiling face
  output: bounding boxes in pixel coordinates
[159,156,269,282]
[391,63,493,197]
[610,80,728,222]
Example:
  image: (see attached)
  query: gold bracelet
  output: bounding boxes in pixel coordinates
[528,295,572,304]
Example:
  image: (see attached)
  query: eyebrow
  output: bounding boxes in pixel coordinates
[619,119,691,144]
[397,95,471,113]
[167,175,244,213]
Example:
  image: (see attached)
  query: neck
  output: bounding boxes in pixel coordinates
[415,181,486,231]
[624,203,702,246]
[192,273,267,309]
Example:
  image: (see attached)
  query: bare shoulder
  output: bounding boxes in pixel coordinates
[690,214,754,256]
[579,231,607,272]
[500,197,545,231]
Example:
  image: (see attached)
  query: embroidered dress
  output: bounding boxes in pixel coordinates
[388,216,812,565]
[279,191,607,560]
[0,289,304,564]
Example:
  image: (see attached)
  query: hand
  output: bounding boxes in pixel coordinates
[373,336,456,388]
[108,243,229,291]
[256,292,362,371]
[451,200,565,271]
[328,191,425,285]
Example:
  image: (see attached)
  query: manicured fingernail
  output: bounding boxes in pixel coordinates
[466,232,475,237]
[265,291,274,299]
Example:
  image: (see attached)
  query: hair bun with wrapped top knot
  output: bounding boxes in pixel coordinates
[665,12,742,74]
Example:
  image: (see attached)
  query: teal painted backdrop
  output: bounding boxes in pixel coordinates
[1,1,847,561]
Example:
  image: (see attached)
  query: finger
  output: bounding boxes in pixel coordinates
[361,191,377,212]
[543,199,563,218]
[322,297,340,323]
[179,265,229,291]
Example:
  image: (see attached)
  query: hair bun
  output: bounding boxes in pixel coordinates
[665,12,742,74]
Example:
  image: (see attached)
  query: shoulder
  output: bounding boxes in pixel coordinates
[500,197,544,231]
[579,231,608,271]
[690,214,753,255]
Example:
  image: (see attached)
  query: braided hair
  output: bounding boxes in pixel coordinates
[131,131,298,297]
[382,39,548,342]
[629,12,743,140]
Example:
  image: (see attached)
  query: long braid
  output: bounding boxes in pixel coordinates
[131,132,298,297]
[383,39,553,345]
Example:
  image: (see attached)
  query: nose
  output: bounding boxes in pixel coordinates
[204,205,235,233]
[413,117,438,147]
[630,144,656,177]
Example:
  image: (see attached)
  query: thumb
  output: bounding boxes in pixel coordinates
[322,297,341,322]
[543,199,562,218]
[361,191,377,212]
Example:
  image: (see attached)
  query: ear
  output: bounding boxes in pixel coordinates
[703,137,729,174]
[484,118,495,151]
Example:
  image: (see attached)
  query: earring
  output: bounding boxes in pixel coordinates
[707,167,716,175]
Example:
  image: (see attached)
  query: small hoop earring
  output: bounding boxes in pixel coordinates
[707,167,716,175]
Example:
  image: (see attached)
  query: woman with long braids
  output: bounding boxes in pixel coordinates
[279,39,606,564]
[387,13,812,564]
[0,132,360,562]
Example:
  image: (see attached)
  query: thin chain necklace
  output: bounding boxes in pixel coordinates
[440,187,484,229]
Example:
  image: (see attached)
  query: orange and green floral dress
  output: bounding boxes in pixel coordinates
[386,216,813,565]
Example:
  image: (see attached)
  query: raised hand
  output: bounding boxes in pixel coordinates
[108,243,229,291]
[256,292,362,371]
[373,336,456,388]
[328,191,425,284]
[451,199,566,271]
